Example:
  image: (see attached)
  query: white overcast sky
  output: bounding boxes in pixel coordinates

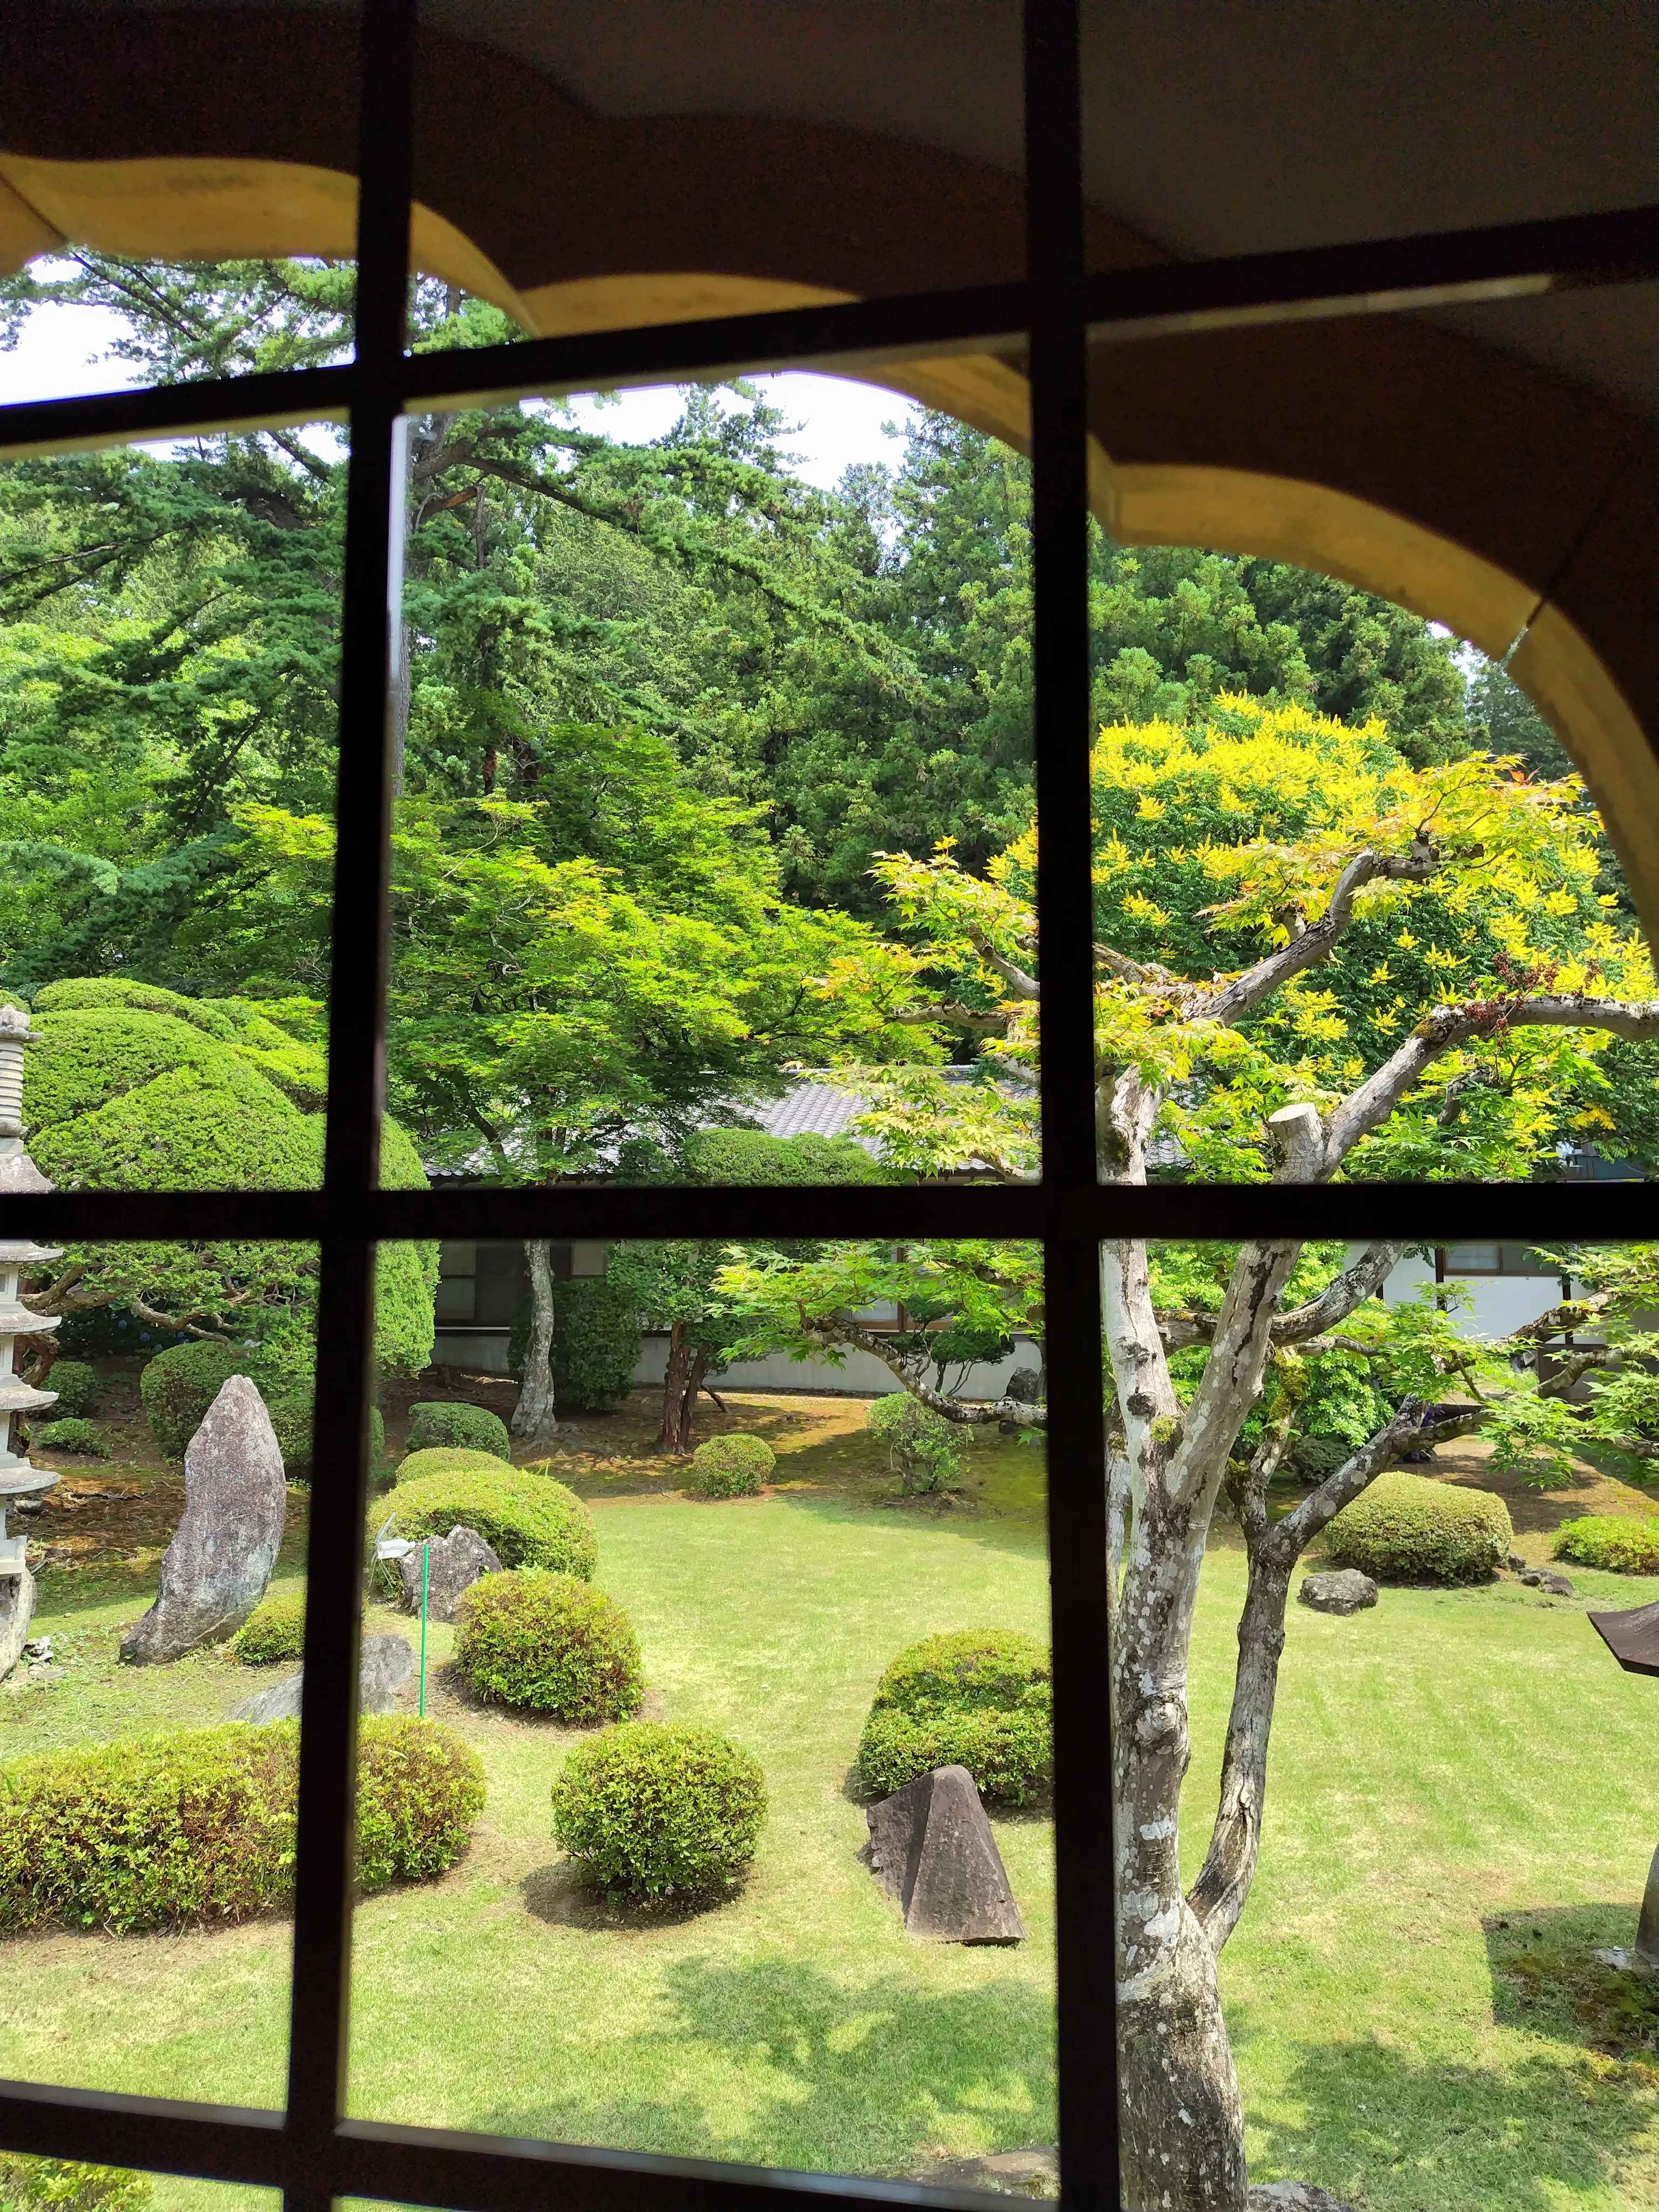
[1,291,921,488]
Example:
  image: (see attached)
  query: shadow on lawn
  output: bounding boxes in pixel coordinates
[1239,1994,1659,2211]
[471,1949,1055,2176]
[1484,1904,1659,2061]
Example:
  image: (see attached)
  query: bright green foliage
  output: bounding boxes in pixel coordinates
[393,1446,510,1485]
[354,1716,488,1887]
[29,1419,109,1459]
[16,983,435,1376]
[376,1468,597,1579]
[550,1277,642,1414]
[857,1629,1051,1805]
[39,1359,97,1418]
[405,1400,511,1462]
[0,2157,151,2212]
[865,1394,965,1494]
[1324,1473,1512,1584]
[231,1588,307,1664]
[455,1570,643,1719]
[688,1433,774,1498]
[0,1716,483,1932]
[1553,1515,1659,1574]
[550,1721,767,1899]
[139,1340,246,1459]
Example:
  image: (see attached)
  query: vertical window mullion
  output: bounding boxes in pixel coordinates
[284,0,419,2189]
[1024,4,1120,2207]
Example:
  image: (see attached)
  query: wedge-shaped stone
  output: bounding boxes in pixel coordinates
[867,1763,1023,1943]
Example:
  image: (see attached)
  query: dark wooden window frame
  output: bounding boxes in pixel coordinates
[2,5,1656,2207]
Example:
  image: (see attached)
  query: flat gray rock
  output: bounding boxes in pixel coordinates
[1249,2184,1356,2212]
[867,1763,1023,1944]
[1299,1569,1378,1616]
[231,1633,416,1724]
[398,1525,501,1622]
[122,1376,286,1664]
[915,2149,1057,2198]
[1520,1568,1575,1595]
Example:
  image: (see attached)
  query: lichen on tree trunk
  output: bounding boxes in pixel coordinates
[510,1238,559,1444]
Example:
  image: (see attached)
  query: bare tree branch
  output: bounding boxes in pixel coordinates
[1202,844,1438,1027]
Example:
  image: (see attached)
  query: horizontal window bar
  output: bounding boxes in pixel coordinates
[5,1181,1656,1242]
[1,205,1652,455]
[0,2082,283,2190]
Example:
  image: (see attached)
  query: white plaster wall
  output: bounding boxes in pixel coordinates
[432,1327,1042,1400]
[1374,1252,1565,1340]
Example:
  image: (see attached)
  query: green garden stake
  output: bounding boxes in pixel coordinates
[419,1540,429,1718]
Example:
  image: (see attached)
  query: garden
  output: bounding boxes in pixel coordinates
[3,1353,1659,2212]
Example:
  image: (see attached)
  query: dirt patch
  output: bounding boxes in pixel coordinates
[1426,1434,1657,1548]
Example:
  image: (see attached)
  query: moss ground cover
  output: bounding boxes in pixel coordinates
[3,1400,1659,2212]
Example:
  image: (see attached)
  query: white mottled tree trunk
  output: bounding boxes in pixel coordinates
[510,1238,559,1444]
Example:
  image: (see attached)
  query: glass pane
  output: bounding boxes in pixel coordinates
[1107,1235,1659,2212]
[378,367,1035,1190]
[352,1233,1055,2184]
[0,1239,316,2106]
[1082,276,1659,1191]
[0,415,342,1188]
[409,3,1026,364]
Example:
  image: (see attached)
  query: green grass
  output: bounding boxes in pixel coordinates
[4,1471,1659,2212]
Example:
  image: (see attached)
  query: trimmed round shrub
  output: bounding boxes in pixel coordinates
[550,1722,766,1899]
[406,1400,510,1462]
[1554,1514,1659,1574]
[455,1570,643,1719]
[141,1340,242,1459]
[30,1418,111,1459]
[374,1468,597,1581]
[509,1277,641,1414]
[0,1716,482,1931]
[394,1446,510,1485]
[866,1393,965,1494]
[43,1359,99,1420]
[857,1628,1051,1805]
[231,1588,307,1664]
[1323,1471,1512,1584]
[689,1433,774,1498]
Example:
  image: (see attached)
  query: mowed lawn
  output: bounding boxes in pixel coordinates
[3,1462,1659,2212]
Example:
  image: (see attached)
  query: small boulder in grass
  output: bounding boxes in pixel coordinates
[1298,1569,1378,1616]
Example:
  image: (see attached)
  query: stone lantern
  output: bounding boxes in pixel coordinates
[0,1003,60,1675]
[1589,1599,1659,1973]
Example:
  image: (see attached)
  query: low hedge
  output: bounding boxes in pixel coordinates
[231,1587,307,1664]
[374,1467,597,1582]
[1554,1514,1659,1574]
[689,1433,774,1498]
[551,1722,766,1899]
[393,1446,509,1485]
[857,1628,1051,1805]
[455,1571,643,1719]
[42,1359,99,1420]
[0,2156,151,2212]
[406,1401,511,1462]
[1323,1471,1512,1584]
[30,1419,110,1459]
[0,1715,483,1931]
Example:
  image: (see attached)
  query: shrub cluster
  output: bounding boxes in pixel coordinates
[393,1446,510,1484]
[30,1419,111,1459]
[865,1394,965,1494]
[857,1628,1051,1805]
[405,1400,511,1461]
[455,1571,643,1719]
[139,1342,382,1480]
[43,1359,99,1420]
[551,1722,766,1899]
[689,1433,774,1498]
[0,1716,483,1932]
[1554,1514,1659,1574]
[0,2157,151,2212]
[375,1468,597,1581]
[1323,1471,1512,1584]
[231,1587,307,1664]
[510,1278,642,1414]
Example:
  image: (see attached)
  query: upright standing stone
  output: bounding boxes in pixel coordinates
[122,1375,286,1663]
[867,1763,1024,1943]
[397,1525,501,1621]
